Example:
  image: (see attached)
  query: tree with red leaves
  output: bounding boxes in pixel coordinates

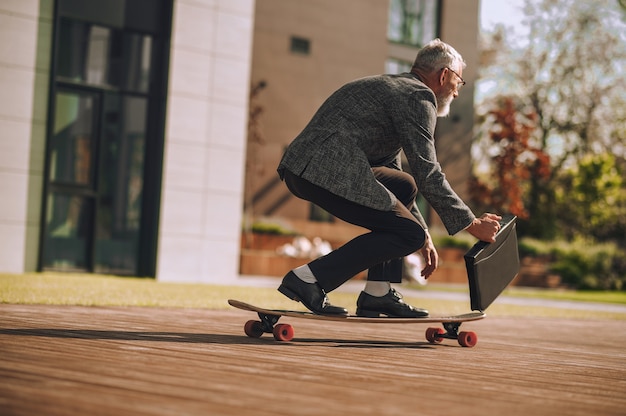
[470,96,550,220]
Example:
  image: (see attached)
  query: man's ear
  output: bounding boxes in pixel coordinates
[438,68,447,86]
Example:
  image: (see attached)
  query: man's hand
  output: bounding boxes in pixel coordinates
[466,213,502,243]
[419,230,438,279]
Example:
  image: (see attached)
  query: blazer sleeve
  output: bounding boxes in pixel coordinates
[395,91,475,235]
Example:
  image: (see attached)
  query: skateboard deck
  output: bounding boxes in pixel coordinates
[228,299,485,347]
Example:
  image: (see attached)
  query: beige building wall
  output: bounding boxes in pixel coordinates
[0,0,52,273]
[157,0,255,283]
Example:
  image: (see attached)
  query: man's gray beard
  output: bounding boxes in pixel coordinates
[436,94,453,117]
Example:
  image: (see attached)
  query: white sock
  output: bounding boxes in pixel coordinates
[363,281,391,297]
[292,264,317,284]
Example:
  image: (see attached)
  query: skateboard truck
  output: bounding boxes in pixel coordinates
[257,312,281,333]
[425,322,478,347]
[442,322,463,339]
[243,312,295,341]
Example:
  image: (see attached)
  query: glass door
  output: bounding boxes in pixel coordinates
[93,93,147,274]
[41,1,171,276]
[42,90,98,270]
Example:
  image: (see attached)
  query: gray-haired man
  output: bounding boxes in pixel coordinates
[277,39,501,317]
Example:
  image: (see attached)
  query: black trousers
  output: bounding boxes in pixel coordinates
[283,168,425,293]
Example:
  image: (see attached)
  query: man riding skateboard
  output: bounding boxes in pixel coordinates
[276,39,501,317]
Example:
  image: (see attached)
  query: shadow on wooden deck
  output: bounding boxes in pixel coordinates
[1,304,625,416]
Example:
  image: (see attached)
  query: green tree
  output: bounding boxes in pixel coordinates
[557,154,626,243]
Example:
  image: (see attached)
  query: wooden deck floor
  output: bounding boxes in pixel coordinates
[1,304,625,416]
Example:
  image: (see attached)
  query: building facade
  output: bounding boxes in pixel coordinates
[0,0,254,283]
[246,0,480,232]
[0,0,478,283]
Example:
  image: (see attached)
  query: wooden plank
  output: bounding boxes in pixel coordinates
[1,305,625,416]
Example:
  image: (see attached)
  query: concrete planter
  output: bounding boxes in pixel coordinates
[514,256,561,288]
[239,232,365,279]
[435,247,468,284]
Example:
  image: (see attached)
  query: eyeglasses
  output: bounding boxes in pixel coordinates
[443,67,466,90]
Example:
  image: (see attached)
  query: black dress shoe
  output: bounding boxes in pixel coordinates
[356,288,429,318]
[278,271,348,316]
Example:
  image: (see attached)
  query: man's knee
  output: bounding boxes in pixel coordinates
[398,220,426,252]
[374,168,417,207]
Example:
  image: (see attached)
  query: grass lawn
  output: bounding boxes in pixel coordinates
[1,272,625,320]
[412,282,626,305]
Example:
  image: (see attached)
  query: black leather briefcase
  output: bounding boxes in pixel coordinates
[464,214,520,311]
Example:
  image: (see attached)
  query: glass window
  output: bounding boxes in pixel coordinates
[290,36,311,55]
[56,19,153,92]
[42,194,93,270]
[50,91,97,185]
[386,58,413,74]
[388,0,439,47]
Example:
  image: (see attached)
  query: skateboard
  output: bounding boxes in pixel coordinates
[228,299,485,347]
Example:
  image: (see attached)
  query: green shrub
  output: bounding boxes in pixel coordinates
[518,238,551,257]
[548,242,624,290]
[432,235,474,250]
[249,221,298,236]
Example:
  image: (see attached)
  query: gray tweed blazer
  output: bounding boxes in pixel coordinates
[277,73,475,235]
